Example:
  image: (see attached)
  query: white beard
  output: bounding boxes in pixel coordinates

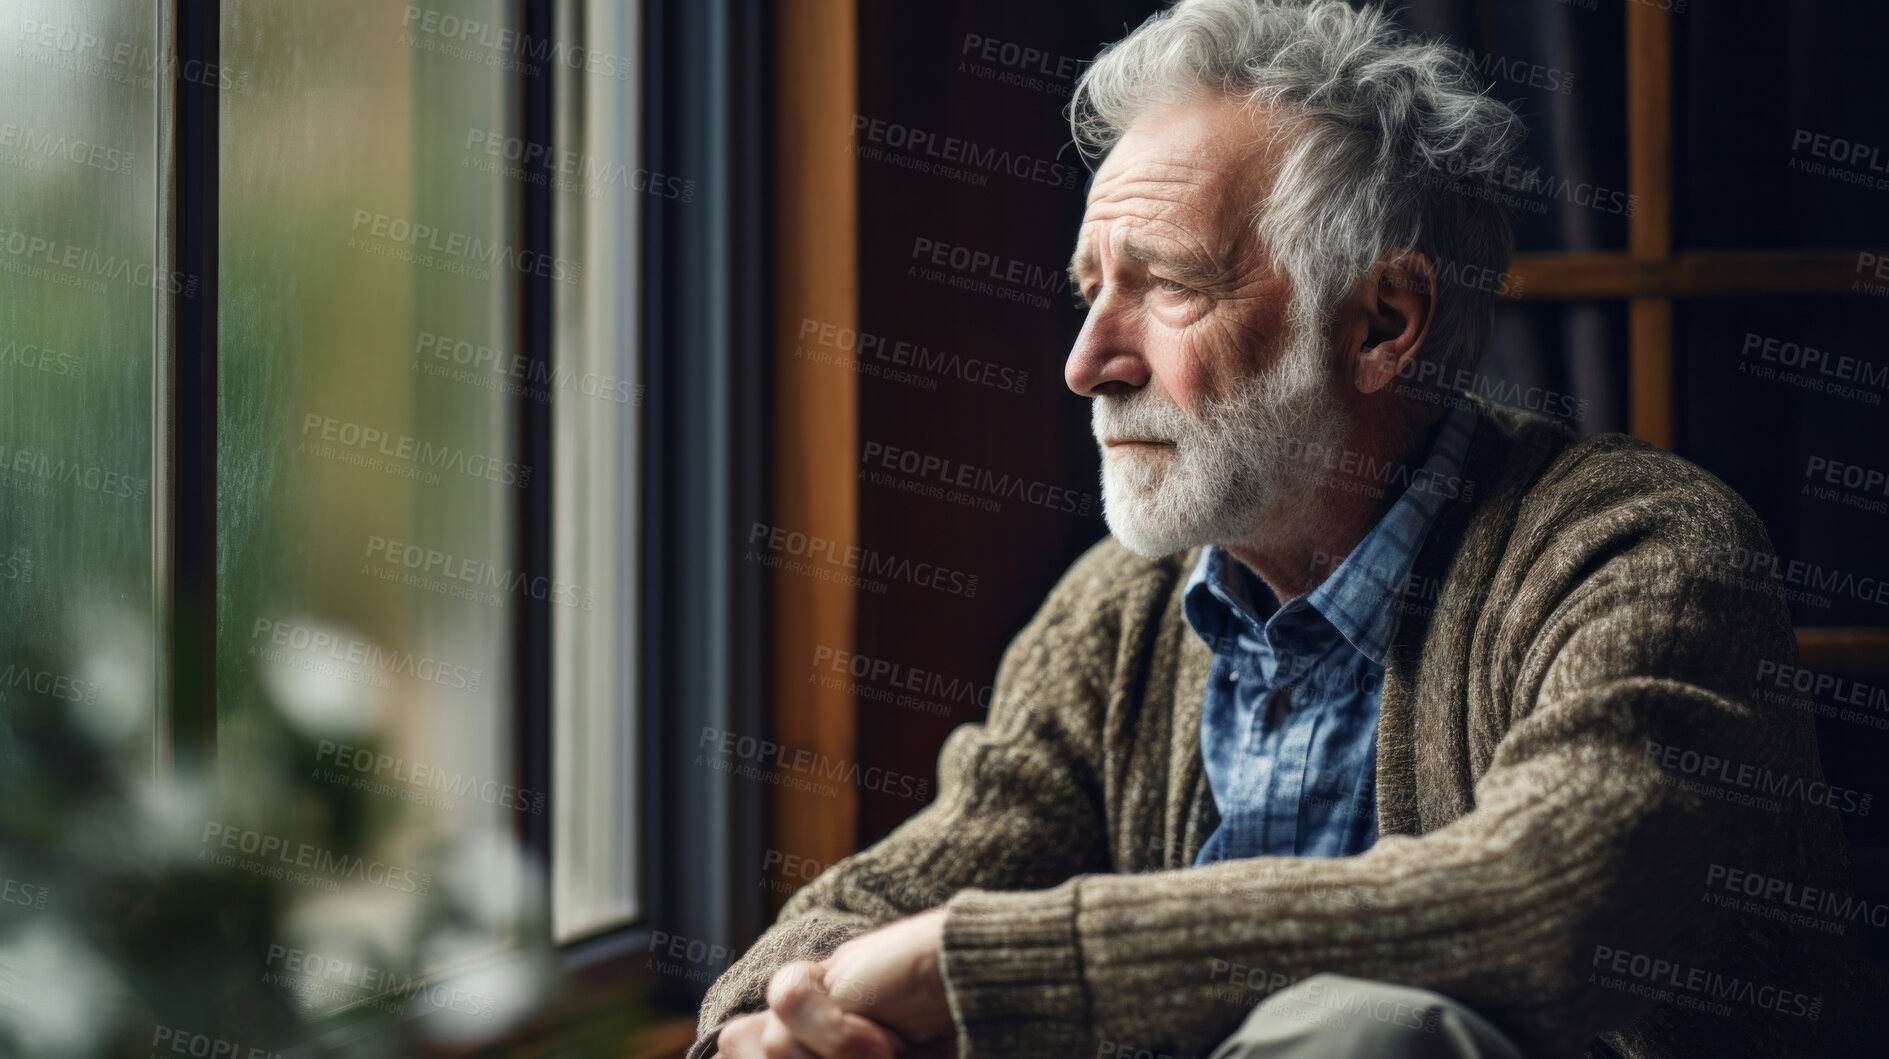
[1092,319,1349,558]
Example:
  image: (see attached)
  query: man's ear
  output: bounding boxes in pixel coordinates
[1351,251,1436,395]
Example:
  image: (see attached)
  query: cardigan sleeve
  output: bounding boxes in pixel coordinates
[934,452,1846,1058]
[685,540,1131,1059]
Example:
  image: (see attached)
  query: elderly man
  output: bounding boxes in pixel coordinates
[692,2,1875,1057]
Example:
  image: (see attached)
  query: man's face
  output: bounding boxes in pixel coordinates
[1065,95,1347,558]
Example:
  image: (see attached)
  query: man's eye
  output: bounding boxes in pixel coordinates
[1154,276,1190,294]
[1073,285,1097,309]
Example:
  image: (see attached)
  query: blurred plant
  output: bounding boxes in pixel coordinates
[0,624,564,1058]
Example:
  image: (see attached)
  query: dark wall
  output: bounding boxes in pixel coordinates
[849,1,1163,842]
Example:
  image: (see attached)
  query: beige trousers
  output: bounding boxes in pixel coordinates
[1206,973,1527,1059]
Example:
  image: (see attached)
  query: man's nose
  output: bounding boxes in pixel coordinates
[1064,302,1150,397]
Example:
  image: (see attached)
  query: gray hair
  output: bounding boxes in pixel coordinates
[1070,0,1525,378]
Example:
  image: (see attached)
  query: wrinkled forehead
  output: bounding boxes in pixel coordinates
[1074,97,1284,269]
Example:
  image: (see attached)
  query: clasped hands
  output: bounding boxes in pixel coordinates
[715,908,958,1059]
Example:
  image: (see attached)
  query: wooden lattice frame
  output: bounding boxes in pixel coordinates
[1506,8,1882,668]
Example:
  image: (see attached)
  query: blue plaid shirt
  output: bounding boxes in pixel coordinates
[1186,404,1478,863]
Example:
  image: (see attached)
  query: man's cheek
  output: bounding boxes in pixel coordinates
[1192,304,1274,381]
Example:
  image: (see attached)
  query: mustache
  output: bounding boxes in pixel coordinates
[1092,390,1197,445]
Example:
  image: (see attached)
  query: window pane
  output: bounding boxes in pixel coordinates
[551,0,642,942]
[0,0,160,764]
[1676,296,1889,627]
[1485,299,1629,437]
[1399,0,1631,253]
[218,0,541,1035]
[0,1,160,1052]
[1676,1,1889,250]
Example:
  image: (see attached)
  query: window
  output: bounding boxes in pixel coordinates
[551,0,642,942]
[1480,2,1889,670]
[0,0,741,1053]
[219,0,534,994]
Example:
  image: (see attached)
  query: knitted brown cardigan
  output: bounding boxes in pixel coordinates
[690,403,1879,1058]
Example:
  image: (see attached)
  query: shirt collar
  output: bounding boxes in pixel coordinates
[1183,545,1274,650]
[1182,401,1479,666]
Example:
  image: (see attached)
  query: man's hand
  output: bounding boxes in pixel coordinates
[715,909,957,1058]
[713,990,902,1059]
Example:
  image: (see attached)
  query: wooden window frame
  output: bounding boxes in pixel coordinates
[1505,6,1884,665]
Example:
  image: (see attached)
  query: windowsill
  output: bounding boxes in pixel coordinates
[624,1016,701,1058]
